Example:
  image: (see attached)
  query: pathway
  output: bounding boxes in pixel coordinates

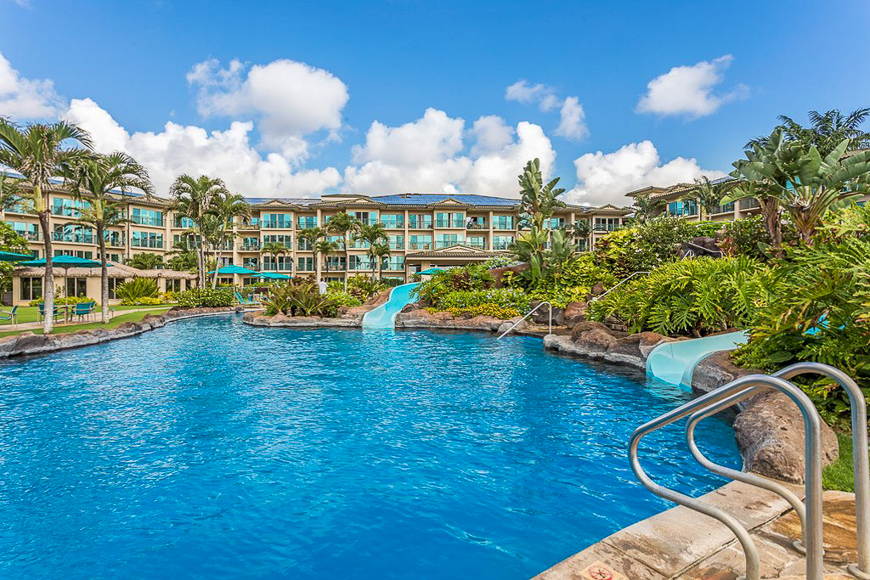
[1,306,171,333]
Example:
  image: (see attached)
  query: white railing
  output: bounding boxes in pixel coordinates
[589,271,649,303]
[497,301,552,339]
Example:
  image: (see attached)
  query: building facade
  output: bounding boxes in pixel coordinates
[2,186,630,303]
[625,178,761,222]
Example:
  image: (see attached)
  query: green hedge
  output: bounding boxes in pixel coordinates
[176,287,234,308]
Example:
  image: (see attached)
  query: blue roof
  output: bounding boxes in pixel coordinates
[368,193,517,206]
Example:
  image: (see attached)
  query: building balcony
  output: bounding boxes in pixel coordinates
[16,231,40,241]
[130,240,165,249]
[408,242,433,250]
[130,217,164,227]
[52,232,95,244]
[238,243,261,252]
[466,221,487,230]
[408,223,433,230]
[594,225,624,232]
[379,220,405,229]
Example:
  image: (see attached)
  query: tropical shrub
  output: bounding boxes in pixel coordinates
[342,274,387,302]
[262,280,339,317]
[431,304,521,319]
[733,204,870,424]
[413,263,494,305]
[437,288,531,314]
[29,295,94,306]
[122,296,164,306]
[176,287,234,308]
[588,256,768,336]
[116,279,159,303]
[328,290,362,309]
[482,255,522,269]
[720,215,798,260]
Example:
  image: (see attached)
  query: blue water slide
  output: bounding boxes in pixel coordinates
[646,330,749,388]
[362,283,420,329]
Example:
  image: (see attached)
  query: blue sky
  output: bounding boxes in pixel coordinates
[1,0,868,205]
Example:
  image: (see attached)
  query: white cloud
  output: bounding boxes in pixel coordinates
[567,140,726,206]
[0,51,66,120]
[344,108,556,196]
[555,96,588,141]
[187,57,349,157]
[505,79,588,141]
[636,55,749,118]
[66,97,342,197]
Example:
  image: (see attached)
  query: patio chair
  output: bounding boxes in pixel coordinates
[74,301,96,322]
[38,303,62,322]
[0,305,18,326]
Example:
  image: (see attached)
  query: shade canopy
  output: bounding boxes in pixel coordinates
[208,265,259,275]
[253,272,291,280]
[419,268,445,275]
[20,255,105,268]
[0,251,34,262]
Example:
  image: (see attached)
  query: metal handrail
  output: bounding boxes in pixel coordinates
[683,240,724,257]
[497,301,552,339]
[774,363,870,579]
[630,374,825,580]
[589,271,649,303]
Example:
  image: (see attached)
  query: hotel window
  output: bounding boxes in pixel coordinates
[348,237,370,249]
[243,257,261,270]
[262,234,290,246]
[594,217,622,232]
[297,215,317,229]
[351,211,375,225]
[51,197,86,217]
[379,214,404,228]
[388,235,404,250]
[666,201,697,217]
[131,231,164,249]
[107,277,122,300]
[101,253,121,263]
[326,256,347,271]
[174,216,196,228]
[296,256,314,271]
[382,256,405,271]
[131,208,163,227]
[577,238,588,252]
[165,279,182,293]
[263,255,292,271]
[435,234,462,249]
[740,198,761,210]
[546,217,566,230]
[348,255,370,271]
[713,201,736,214]
[435,212,463,228]
[6,221,39,241]
[492,236,514,250]
[467,236,486,249]
[408,214,432,229]
[408,234,432,250]
[240,237,260,251]
[20,277,42,301]
[55,249,93,259]
[53,224,94,243]
[492,215,516,230]
[466,216,487,229]
[65,277,87,298]
[263,213,291,229]
[105,230,125,247]
[240,216,260,228]
[297,238,313,251]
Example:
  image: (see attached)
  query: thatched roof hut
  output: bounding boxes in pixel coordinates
[13,263,196,280]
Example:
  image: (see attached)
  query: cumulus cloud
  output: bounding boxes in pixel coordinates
[505,79,588,141]
[636,55,749,118]
[0,51,66,119]
[567,140,726,206]
[66,97,342,197]
[344,108,556,196]
[187,57,349,157]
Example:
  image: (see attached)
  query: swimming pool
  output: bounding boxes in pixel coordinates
[0,314,740,579]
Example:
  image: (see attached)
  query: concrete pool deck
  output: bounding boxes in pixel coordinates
[535,482,859,579]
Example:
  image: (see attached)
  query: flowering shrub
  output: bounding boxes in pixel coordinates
[328,290,362,308]
[120,296,164,306]
[176,287,234,308]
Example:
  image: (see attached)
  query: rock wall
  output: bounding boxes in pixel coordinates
[242,312,360,328]
[0,307,237,358]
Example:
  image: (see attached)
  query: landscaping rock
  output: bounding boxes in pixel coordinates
[490,263,529,288]
[562,301,587,325]
[606,331,668,368]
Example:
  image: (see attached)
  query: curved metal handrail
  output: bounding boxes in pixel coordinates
[629,374,824,580]
[588,271,650,303]
[497,301,552,339]
[774,362,870,579]
[686,390,809,554]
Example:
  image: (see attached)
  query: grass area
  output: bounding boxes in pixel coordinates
[823,432,862,492]
[0,308,172,338]
[0,303,176,326]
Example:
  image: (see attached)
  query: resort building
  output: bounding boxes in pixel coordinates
[625,177,762,222]
[1,180,630,304]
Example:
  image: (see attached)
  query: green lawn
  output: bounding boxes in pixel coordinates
[0,303,176,327]
[823,432,864,492]
[0,308,173,338]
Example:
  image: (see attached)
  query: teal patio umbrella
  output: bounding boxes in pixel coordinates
[0,251,34,262]
[208,265,259,276]
[419,268,445,275]
[253,271,291,280]
[19,255,107,301]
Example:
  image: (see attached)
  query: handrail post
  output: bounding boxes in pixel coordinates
[775,363,870,579]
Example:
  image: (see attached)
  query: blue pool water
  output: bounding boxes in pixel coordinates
[0,315,740,579]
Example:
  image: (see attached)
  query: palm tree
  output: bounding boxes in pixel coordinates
[0,173,22,210]
[325,211,359,288]
[629,194,665,224]
[0,119,92,334]
[167,238,198,272]
[748,108,870,156]
[314,238,340,278]
[261,241,289,272]
[298,226,324,276]
[518,158,566,230]
[204,191,249,288]
[370,242,391,280]
[127,252,164,270]
[684,176,733,220]
[355,222,388,274]
[566,218,593,251]
[169,175,229,287]
[62,152,153,323]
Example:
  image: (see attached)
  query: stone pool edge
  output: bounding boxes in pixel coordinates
[0,306,239,358]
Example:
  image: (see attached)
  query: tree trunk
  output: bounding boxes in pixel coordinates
[760,198,782,249]
[38,209,54,334]
[212,247,221,289]
[98,223,109,324]
[197,233,205,288]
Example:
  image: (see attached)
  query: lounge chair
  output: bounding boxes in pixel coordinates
[234,292,261,306]
[38,303,62,322]
[74,301,96,322]
[0,305,18,326]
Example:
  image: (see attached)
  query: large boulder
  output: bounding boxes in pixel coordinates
[679,235,723,259]
[528,300,565,325]
[562,301,587,326]
[605,331,669,368]
[490,263,529,288]
[571,321,618,352]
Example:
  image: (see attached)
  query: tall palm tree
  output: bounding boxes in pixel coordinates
[370,242,391,280]
[261,241,289,273]
[629,194,665,224]
[325,211,359,288]
[0,173,22,210]
[167,238,198,271]
[747,108,870,156]
[684,176,733,220]
[298,226,324,276]
[314,238,340,278]
[169,175,229,287]
[127,252,164,270]
[566,218,593,251]
[355,222,388,274]
[0,119,92,334]
[62,152,153,323]
[204,191,249,288]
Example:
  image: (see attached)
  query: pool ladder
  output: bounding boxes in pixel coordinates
[630,362,870,580]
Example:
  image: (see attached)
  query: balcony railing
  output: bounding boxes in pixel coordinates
[408,242,433,250]
[380,219,405,229]
[262,221,292,230]
[435,241,462,249]
[741,198,761,209]
[467,241,488,250]
[492,222,516,230]
[238,243,261,251]
[52,232,95,244]
[435,219,463,228]
[131,216,164,227]
[594,224,623,232]
[131,239,164,249]
[466,221,487,229]
[15,231,40,241]
[51,207,80,218]
[408,220,433,229]
[106,238,126,248]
